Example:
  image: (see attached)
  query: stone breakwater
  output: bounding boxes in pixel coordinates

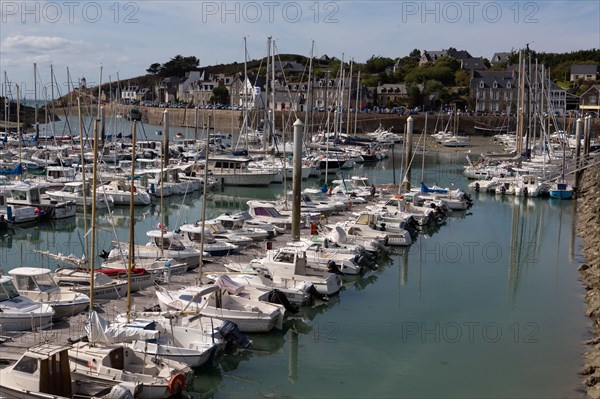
[576,163,600,398]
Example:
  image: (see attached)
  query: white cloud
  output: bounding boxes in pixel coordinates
[2,35,85,53]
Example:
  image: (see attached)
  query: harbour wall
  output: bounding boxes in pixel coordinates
[62,103,600,135]
[576,163,600,398]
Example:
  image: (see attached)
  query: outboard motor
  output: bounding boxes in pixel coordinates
[99,249,110,260]
[216,320,251,349]
[327,260,343,275]
[267,289,299,314]
[304,283,328,302]
[354,253,377,270]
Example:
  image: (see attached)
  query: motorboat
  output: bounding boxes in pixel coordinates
[106,230,202,268]
[69,340,192,399]
[8,267,90,320]
[0,344,139,399]
[46,181,114,209]
[0,275,55,332]
[156,284,285,333]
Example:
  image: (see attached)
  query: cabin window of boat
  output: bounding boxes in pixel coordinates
[253,207,270,217]
[275,253,294,263]
[13,275,36,291]
[187,232,202,242]
[154,237,184,250]
[0,280,20,300]
[36,273,57,291]
[13,356,38,374]
[12,191,27,201]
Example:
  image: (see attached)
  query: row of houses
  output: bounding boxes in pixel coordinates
[118,50,598,116]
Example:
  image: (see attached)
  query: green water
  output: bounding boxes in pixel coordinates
[0,153,588,398]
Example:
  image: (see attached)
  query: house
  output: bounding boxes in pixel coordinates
[121,86,150,102]
[461,58,488,72]
[230,74,271,109]
[377,83,409,106]
[490,52,512,66]
[177,71,203,102]
[156,77,185,103]
[420,49,472,66]
[311,77,355,112]
[570,65,598,82]
[579,85,600,114]
[545,80,567,116]
[470,71,517,114]
[470,66,567,116]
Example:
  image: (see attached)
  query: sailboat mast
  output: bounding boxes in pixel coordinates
[89,119,100,318]
[198,114,211,282]
[264,37,271,151]
[346,58,353,135]
[354,71,360,135]
[160,110,169,256]
[34,63,39,139]
[78,98,89,264]
[50,65,56,138]
[243,37,249,148]
[127,121,137,323]
[16,84,22,179]
[271,38,276,147]
[304,40,314,142]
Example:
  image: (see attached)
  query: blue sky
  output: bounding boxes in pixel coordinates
[1,0,599,99]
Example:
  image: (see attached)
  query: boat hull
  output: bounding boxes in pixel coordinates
[549,190,573,199]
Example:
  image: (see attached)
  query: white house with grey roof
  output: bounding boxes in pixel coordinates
[570,65,598,82]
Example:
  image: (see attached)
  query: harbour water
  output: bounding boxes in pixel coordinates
[0,145,589,398]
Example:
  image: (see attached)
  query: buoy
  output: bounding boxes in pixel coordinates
[167,373,186,394]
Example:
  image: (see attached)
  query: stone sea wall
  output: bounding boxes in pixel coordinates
[576,163,600,398]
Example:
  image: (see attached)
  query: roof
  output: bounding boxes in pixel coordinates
[571,64,598,75]
[26,344,71,359]
[580,85,600,98]
[146,230,179,239]
[422,49,472,62]
[461,58,488,71]
[8,267,52,277]
[491,52,512,64]
[469,71,516,90]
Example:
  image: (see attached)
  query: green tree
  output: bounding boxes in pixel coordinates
[364,56,395,74]
[159,55,200,77]
[454,70,470,86]
[146,63,161,75]
[210,86,229,105]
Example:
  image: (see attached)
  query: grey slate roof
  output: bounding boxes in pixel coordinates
[469,71,516,90]
[571,64,598,75]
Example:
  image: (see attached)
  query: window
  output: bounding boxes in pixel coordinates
[479,81,484,88]
[0,280,20,300]
[493,81,498,89]
[13,356,38,374]
[506,82,512,89]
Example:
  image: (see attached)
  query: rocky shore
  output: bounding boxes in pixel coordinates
[576,163,600,397]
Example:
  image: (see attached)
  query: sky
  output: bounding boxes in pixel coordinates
[1,0,599,100]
